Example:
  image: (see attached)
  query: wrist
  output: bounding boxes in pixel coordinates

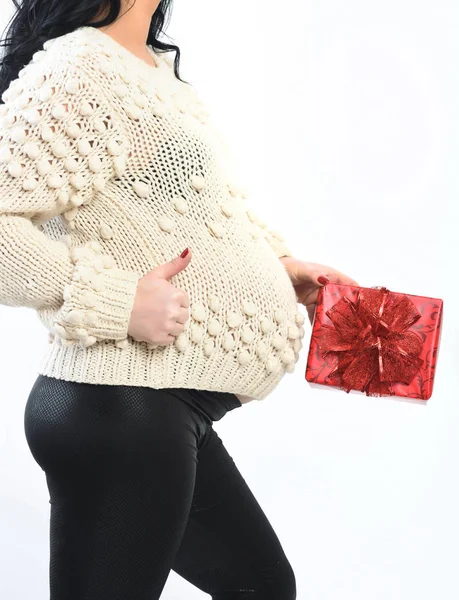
[279,255,295,267]
[279,255,296,279]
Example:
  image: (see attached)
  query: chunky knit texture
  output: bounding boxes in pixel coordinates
[0,25,305,400]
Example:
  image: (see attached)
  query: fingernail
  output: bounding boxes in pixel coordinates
[180,248,189,258]
[318,275,329,285]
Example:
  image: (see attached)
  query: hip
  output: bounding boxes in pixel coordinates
[23,374,241,473]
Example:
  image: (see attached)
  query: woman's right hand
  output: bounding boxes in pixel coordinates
[127,248,192,345]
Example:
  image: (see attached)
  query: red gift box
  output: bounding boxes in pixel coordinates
[305,283,443,401]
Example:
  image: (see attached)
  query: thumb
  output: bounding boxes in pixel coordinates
[149,247,192,281]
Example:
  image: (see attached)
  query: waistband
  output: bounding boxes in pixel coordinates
[166,387,242,423]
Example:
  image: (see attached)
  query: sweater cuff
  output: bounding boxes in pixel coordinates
[53,244,141,346]
[244,208,293,258]
[264,230,293,258]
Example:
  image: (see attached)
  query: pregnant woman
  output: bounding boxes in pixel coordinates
[0,1,357,598]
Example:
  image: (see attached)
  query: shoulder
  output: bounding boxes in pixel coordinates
[0,28,136,153]
[2,27,123,107]
[0,28,132,216]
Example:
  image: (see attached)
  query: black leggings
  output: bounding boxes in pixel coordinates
[24,374,297,600]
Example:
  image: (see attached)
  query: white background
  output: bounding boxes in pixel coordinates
[1,1,458,599]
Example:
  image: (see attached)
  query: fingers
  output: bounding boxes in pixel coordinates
[318,272,359,287]
[176,306,190,324]
[150,248,192,281]
[168,311,189,336]
[164,333,178,344]
[179,291,190,309]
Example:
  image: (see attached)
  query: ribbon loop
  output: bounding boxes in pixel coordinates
[317,286,424,396]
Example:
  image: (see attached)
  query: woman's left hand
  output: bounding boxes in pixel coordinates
[280,257,359,324]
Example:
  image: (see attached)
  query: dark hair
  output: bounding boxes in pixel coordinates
[0,0,187,102]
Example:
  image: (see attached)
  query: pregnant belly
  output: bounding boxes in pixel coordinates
[235,393,255,404]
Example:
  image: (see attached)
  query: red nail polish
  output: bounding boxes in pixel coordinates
[180,248,189,258]
[318,275,329,285]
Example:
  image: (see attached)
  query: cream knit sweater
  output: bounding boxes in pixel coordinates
[0,25,305,401]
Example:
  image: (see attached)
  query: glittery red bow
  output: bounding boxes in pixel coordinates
[317,286,425,396]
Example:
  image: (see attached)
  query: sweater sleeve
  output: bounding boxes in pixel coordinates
[0,55,141,346]
[214,126,293,258]
[240,195,293,259]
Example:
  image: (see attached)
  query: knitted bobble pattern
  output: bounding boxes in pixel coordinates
[0,26,304,401]
[56,241,140,347]
[0,57,128,222]
[0,43,140,346]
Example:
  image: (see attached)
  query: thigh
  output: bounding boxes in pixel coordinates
[171,425,297,600]
[24,375,204,600]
